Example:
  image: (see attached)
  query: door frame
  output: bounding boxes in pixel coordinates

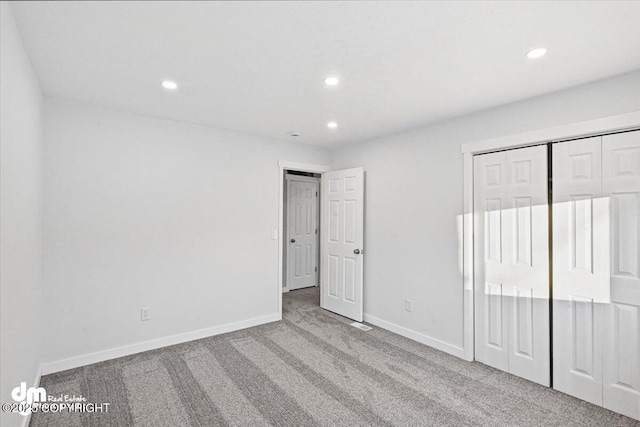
[460,111,640,362]
[284,174,320,292]
[278,161,331,317]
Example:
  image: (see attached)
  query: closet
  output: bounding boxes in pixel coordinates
[474,130,640,420]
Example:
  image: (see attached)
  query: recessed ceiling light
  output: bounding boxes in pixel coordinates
[526,47,547,59]
[327,121,338,129]
[324,76,339,86]
[162,80,178,90]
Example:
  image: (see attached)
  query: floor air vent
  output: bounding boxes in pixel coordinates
[350,322,372,331]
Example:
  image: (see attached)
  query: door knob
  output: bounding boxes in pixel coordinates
[290,239,296,243]
[353,249,361,254]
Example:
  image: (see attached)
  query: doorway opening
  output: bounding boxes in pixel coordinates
[277,160,365,323]
[277,161,331,318]
[283,169,321,295]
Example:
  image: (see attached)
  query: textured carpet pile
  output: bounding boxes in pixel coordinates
[31,287,638,426]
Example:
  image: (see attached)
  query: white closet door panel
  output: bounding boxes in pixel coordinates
[475,146,549,385]
[602,131,640,420]
[553,136,607,405]
[506,145,550,386]
[475,151,509,372]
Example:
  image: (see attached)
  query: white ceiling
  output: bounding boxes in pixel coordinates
[10,1,640,147]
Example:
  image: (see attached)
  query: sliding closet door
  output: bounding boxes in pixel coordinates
[474,145,550,386]
[552,137,608,405]
[475,151,509,372]
[602,131,640,420]
[506,147,550,385]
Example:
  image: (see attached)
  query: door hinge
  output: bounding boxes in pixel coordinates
[315,266,318,272]
[316,191,318,197]
[315,228,318,234]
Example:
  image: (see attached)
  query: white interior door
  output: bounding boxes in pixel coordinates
[506,147,550,385]
[474,150,509,372]
[320,167,364,322]
[553,137,609,406]
[474,145,550,386]
[287,178,319,291]
[602,131,640,420]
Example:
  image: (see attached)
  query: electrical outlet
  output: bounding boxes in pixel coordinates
[405,300,413,312]
[140,307,151,321]
[271,229,278,240]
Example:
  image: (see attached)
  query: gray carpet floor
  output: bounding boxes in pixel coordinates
[31,287,639,426]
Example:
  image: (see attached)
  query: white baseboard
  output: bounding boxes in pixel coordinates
[363,313,467,359]
[19,367,42,427]
[41,313,280,375]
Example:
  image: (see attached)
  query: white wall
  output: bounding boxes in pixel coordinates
[0,3,44,427]
[332,71,640,354]
[42,99,331,368]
